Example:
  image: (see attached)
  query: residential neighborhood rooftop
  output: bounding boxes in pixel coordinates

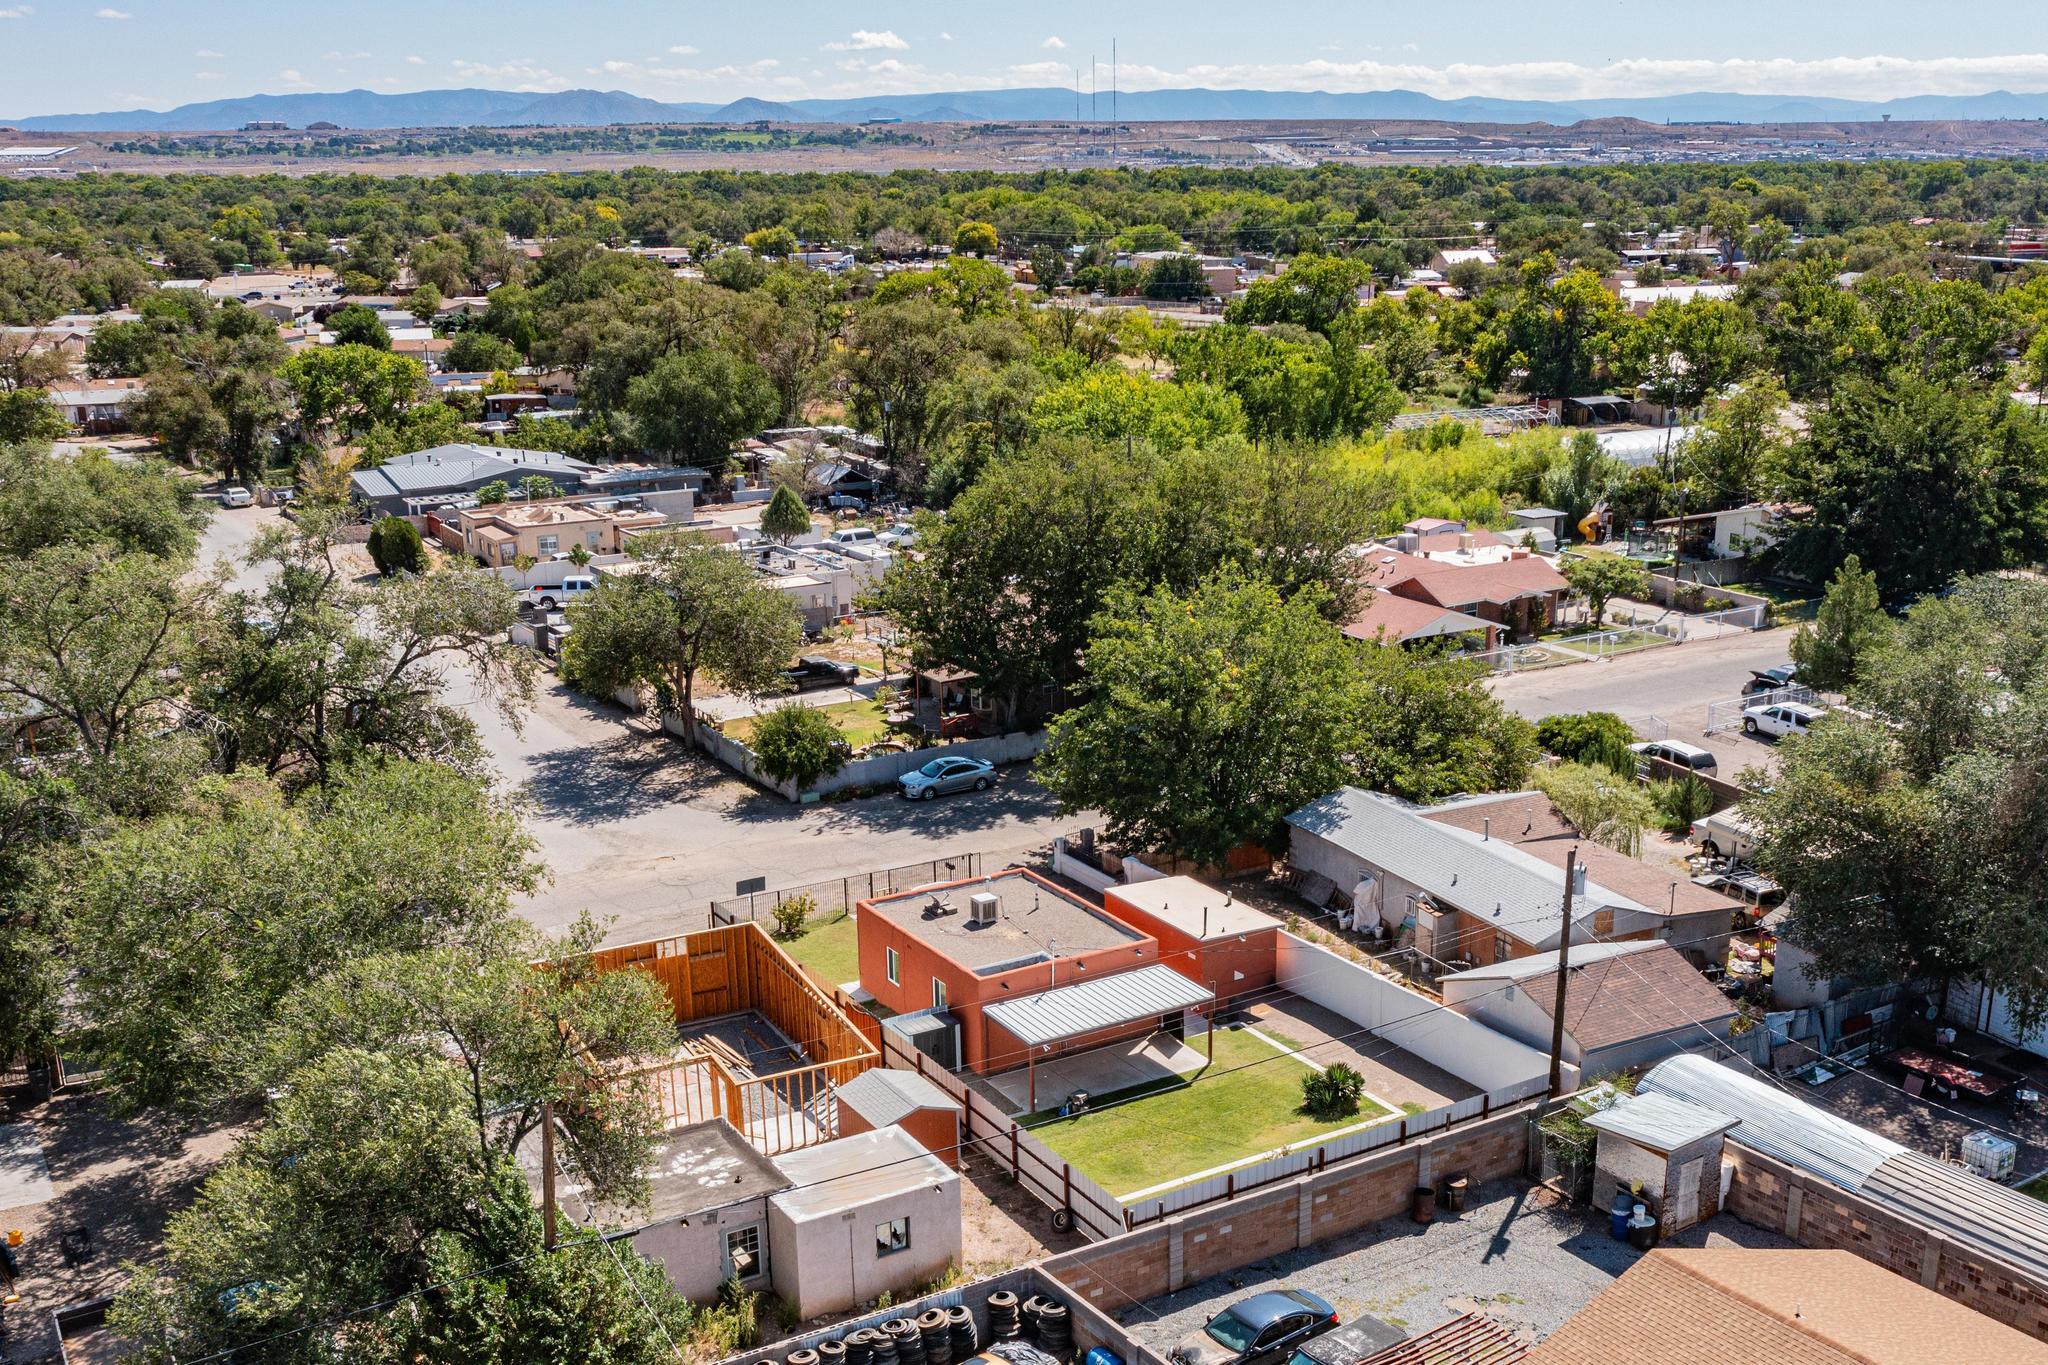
[862,870,1145,975]
[1442,941,1736,1054]
[1529,1248,2048,1364]
[768,1126,955,1221]
[1105,876,1282,941]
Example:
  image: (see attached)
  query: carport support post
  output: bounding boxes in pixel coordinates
[1547,845,1579,1099]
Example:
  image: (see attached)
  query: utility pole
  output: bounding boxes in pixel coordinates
[1547,845,1579,1099]
[540,1099,558,1251]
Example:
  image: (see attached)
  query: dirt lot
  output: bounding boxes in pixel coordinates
[0,1085,240,1364]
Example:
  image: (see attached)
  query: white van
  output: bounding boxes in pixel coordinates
[829,527,878,547]
[526,577,595,610]
[1689,806,1762,861]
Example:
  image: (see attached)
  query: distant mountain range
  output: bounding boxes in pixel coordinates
[13,84,2048,132]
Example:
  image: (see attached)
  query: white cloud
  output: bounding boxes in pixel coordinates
[448,57,569,91]
[939,31,952,41]
[668,44,698,56]
[277,68,309,87]
[824,29,907,52]
[194,47,223,58]
[0,5,34,18]
[95,7,131,18]
[406,54,424,65]
[194,71,222,81]
[1041,36,1066,50]
[323,50,372,62]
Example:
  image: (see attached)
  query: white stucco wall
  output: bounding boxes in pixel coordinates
[768,1175,962,1319]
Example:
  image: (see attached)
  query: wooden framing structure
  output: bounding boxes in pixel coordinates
[582,923,882,1154]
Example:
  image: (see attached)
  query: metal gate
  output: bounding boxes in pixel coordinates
[1703,684,1817,735]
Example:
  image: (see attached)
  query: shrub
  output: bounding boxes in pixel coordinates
[366,515,425,576]
[769,893,817,940]
[1650,774,1715,834]
[1301,1063,1367,1121]
[689,1280,760,1357]
[1535,711,1637,764]
[749,703,848,788]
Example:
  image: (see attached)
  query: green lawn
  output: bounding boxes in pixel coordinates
[2021,1174,2048,1204]
[724,698,897,748]
[1030,1027,1391,1196]
[774,912,862,990]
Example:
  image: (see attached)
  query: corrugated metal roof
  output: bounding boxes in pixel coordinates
[1358,1312,1527,1365]
[836,1068,958,1128]
[1638,1054,1904,1191]
[1585,1092,1739,1151]
[1861,1151,2048,1285]
[769,1126,955,1221]
[982,963,1213,1048]
[350,444,596,501]
[1286,787,1647,942]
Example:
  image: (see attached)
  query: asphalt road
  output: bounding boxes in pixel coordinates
[1488,626,1798,776]
[191,497,286,593]
[451,671,1086,947]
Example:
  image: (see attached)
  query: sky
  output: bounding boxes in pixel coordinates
[7,1,2048,115]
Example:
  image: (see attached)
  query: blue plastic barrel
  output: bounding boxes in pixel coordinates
[1609,1190,1636,1240]
[1086,1348,1123,1365]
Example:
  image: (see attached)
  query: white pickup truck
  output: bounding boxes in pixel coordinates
[524,577,595,611]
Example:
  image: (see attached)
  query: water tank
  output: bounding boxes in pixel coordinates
[1962,1130,2017,1181]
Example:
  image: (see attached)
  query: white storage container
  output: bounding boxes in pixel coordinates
[1962,1129,2017,1181]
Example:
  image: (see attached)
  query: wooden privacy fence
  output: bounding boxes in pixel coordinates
[877,1029,1130,1241]
[576,922,881,1154]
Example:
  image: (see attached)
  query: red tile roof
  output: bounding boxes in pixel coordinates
[1390,557,1570,609]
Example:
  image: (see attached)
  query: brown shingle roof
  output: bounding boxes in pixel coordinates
[1530,1248,2048,1364]
[1370,553,1570,609]
[1538,942,1734,1052]
[1342,593,1495,644]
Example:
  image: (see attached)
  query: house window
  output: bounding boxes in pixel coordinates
[537,534,558,556]
[586,531,602,550]
[1493,931,1513,963]
[1592,909,1614,937]
[932,977,947,1011]
[885,947,900,986]
[876,1217,911,1257]
[724,1224,767,1281]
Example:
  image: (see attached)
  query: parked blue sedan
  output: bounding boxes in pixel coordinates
[896,755,995,800]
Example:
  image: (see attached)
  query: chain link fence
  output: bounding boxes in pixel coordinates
[709,852,990,926]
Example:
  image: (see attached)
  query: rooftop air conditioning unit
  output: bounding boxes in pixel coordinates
[968,892,999,927]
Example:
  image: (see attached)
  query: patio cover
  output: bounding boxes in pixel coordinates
[984,963,1214,1048]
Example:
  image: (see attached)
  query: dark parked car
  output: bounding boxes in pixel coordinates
[1743,664,1799,695]
[1285,1317,1408,1365]
[1171,1290,1340,1365]
[783,657,858,691]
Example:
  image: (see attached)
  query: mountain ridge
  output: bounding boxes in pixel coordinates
[12,83,2048,131]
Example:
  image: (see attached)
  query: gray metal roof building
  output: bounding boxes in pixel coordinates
[348,443,708,517]
[1640,1054,2048,1284]
[983,962,1213,1048]
[835,1068,958,1129]
[1286,787,1650,946]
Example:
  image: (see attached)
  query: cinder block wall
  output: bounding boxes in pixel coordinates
[1723,1145,2048,1341]
[1041,1108,1533,1309]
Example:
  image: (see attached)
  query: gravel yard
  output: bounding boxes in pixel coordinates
[1119,1181,1796,1349]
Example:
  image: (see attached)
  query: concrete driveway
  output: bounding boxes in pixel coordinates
[191,499,288,594]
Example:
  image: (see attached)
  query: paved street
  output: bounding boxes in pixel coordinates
[191,497,286,593]
[1488,627,1797,776]
[452,672,1084,946]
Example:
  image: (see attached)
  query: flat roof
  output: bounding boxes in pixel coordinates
[573,1118,790,1225]
[1586,1093,1740,1152]
[864,870,1145,976]
[770,1127,955,1221]
[1107,876,1281,941]
[983,963,1214,1048]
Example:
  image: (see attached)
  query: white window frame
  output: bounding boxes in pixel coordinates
[885,946,900,986]
[932,977,947,1011]
[536,534,558,556]
[723,1222,768,1282]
